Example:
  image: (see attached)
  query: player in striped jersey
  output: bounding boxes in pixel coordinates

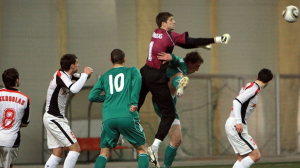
[43,54,93,168]
[152,51,203,168]
[89,49,148,168]
[138,12,230,167]
[0,68,30,168]
[225,68,273,168]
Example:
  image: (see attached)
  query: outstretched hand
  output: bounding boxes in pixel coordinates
[157,52,172,64]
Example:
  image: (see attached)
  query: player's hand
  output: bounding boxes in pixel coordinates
[84,67,93,76]
[130,105,138,112]
[215,33,230,44]
[235,123,243,133]
[157,52,172,64]
[199,44,212,50]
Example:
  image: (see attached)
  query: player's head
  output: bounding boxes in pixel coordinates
[156,12,175,31]
[111,49,125,64]
[60,54,79,73]
[184,51,204,74]
[2,68,19,89]
[257,68,273,88]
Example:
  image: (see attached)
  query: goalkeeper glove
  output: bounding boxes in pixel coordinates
[215,34,231,44]
[199,44,212,50]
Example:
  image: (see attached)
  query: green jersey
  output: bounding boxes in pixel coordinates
[88,67,141,123]
[167,55,188,78]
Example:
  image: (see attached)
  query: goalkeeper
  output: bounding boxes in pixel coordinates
[153,51,204,168]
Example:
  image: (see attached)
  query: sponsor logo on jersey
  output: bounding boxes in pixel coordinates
[152,32,163,39]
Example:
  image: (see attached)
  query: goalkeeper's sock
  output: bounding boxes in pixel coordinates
[163,144,178,168]
[240,156,255,168]
[138,153,149,168]
[94,155,107,168]
[172,76,182,89]
[151,138,162,152]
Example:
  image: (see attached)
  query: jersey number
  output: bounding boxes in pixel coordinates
[2,108,16,129]
[109,73,124,94]
[148,41,154,61]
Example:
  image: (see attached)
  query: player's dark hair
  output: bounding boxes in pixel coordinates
[257,68,273,83]
[184,51,204,64]
[111,49,125,64]
[60,54,78,71]
[2,68,19,89]
[156,12,173,28]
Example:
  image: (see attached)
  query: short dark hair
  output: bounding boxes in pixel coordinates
[257,68,273,83]
[60,54,78,71]
[111,49,125,64]
[156,12,173,28]
[2,68,19,88]
[183,51,204,64]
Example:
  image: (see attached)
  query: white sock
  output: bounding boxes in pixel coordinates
[240,156,255,168]
[45,154,62,168]
[233,160,241,168]
[151,138,162,152]
[63,151,80,168]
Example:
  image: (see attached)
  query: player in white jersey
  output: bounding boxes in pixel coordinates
[43,54,93,168]
[0,68,30,168]
[225,68,273,168]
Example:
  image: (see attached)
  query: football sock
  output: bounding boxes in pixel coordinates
[172,76,182,89]
[233,160,241,168]
[63,151,80,168]
[138,153,149,168]
[152,138,162,152]
[45,154,62,168]
[240,156,255,168]
[163,144,178,168]
[94,155,107,168]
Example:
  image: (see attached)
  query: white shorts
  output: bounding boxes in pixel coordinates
[172,119,180,125]
[43,112,77,149]
[225,117,257,155]
[0,146,19,168]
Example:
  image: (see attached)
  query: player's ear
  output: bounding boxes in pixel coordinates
[110,58,112,63]
[123,58,126,63]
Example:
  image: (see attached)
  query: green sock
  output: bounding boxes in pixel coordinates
[163,144,178,168]
[172,76,182,89]
[138,153,149,168]
[94,155,107,168]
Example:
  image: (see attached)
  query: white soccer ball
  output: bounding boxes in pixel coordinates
[282,5,299,23]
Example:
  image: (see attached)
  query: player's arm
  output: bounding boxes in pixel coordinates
[130,67,142,107]
[174,32,230,48]
[88,77,106,102]
[69,67,93,93]
[157,52,177,64]
[21,100,30,128]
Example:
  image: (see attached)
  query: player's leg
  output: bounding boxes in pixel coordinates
[132,144,149,168]
[94,148,112,168]
[1,147,18,168]
[240,149,260,168]
[64,143,81,168]
[168,73,189,98]
[164,121,182,168]
[137,66,150,111]
[43,113,80,168]
[95,119,119,168]
[118,118,148,168]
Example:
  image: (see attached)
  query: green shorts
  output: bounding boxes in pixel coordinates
[101,118,146,148]
[152,96,179,120]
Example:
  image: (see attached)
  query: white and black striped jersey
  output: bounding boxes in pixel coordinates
[45,69,88,118]
[230,82,261,124]
[0,88,30,147]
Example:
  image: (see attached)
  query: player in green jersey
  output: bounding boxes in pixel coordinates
[89,49,148,168]
[154,51,204,168]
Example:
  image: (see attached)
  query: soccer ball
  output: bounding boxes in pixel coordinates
[282,5,299,23]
